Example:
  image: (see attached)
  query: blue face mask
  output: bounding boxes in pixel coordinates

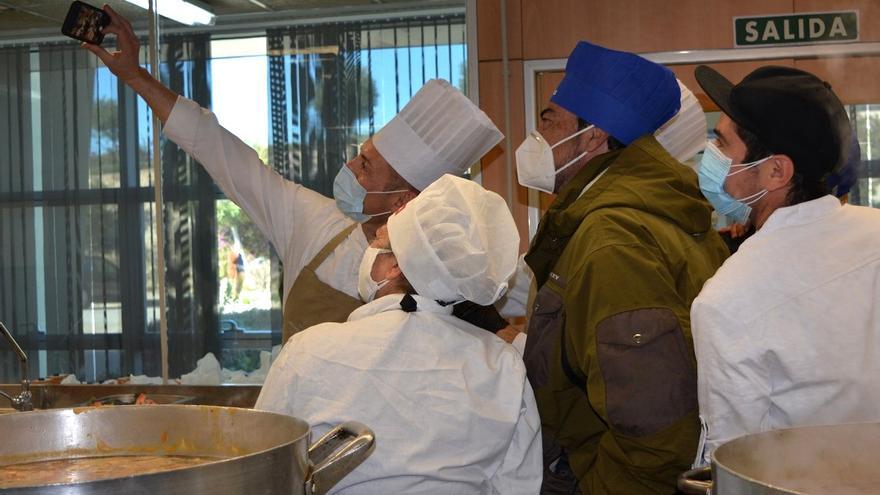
[698,141,771,224]
[333,165,408,223]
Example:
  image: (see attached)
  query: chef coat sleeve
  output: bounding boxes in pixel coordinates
[490,375,543,494]
[691,298,770,465]
[567,242,701,494]
[163,96,341,265]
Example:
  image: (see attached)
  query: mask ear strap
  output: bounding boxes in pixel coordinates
[366,188,409,195]
[550,125,595,150]
[556,148,592,176]
[737,189,768,205]
[553,126,598,176]
[362,209,393,220]
[728,155,773,176]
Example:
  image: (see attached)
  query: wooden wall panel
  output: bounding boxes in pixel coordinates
[795,56,880,104]
[477,0,523,62]
[536,71,565,112]
[525,59,880,111]
[668,60,796,108]
[535,71,566,212]
[473,0,880,242]
[527,62,805,115]
[478,60,531,253]
[795,0,879,41]
[520,0,793,60]
[667,58,880,106]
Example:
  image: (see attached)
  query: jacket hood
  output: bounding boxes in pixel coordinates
[547,135,715,239]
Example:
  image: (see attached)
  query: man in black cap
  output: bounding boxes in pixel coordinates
[716,130,862,254]
[690,65,880,465]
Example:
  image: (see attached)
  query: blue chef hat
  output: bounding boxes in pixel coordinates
[551,41,681,145]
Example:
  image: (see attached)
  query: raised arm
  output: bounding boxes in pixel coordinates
[81,5,350,268]
[81,5,176,123]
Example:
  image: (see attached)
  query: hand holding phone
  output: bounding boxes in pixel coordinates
[78,4,143,83]
[78,4,178,122]
[62,1,111,45]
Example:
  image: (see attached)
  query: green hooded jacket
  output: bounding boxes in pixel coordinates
[523,135,729,494]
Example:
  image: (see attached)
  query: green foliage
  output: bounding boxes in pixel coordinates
[220,350,262,372]
[215,199,269,259]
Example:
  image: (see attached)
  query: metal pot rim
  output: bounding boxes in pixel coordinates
[711,421,880,495]
[0,404,375,495]
[0,405,312,482]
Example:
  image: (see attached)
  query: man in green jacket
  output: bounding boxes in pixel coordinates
[515,41,729,494]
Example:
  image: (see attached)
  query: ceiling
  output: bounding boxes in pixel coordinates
[0,0,453,35]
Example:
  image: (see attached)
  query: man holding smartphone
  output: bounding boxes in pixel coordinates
[81,6,504,342]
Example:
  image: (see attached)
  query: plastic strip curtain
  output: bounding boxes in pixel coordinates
[0,46,35,381]
[266,13,467,196]
[0,32,214,384]
[0,44,101,382]
[158,33,220,378]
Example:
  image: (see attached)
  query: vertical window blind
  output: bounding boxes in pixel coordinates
[0,11,466,384]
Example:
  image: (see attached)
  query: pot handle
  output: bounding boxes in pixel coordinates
[677,466,713,495]
[305,421,376,495]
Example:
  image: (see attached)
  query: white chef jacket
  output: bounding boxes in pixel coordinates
[691,195,880,465]
[163,96,368,305]
[255,293,542,494]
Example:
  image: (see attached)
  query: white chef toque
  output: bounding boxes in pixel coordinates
[373,79,504,191]
[655,79,707,163]
[387,174,519,305]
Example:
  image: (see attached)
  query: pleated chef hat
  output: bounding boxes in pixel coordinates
[373,79,503,191]
[654,79,708,163]
[387,174,519,305]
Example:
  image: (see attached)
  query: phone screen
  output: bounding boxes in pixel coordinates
[61,1,110,45]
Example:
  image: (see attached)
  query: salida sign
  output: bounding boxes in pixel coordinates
[734,11,858,47]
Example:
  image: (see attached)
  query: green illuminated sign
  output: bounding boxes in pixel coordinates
[734,11,858,47]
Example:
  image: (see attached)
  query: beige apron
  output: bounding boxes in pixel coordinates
[281,223,363,343]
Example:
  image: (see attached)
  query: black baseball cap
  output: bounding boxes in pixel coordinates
[695,65,851,182]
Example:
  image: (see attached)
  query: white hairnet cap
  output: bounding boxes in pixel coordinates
[387,175,519,305]
[655,79,707,163]
[373,79,504,191]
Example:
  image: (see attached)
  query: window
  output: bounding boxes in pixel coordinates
[0,11,468,384]
[847,104,880,208]
[267,15,468,194]
[215,14,468,377]
[0,42,167,382]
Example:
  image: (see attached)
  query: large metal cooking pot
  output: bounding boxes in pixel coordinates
[678,422,880,494]
[0,405,374,495]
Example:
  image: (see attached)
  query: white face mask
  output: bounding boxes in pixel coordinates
[698,140,771,225]
[333,166,408,223]
[358,246,392,302]
[515,125,594,194]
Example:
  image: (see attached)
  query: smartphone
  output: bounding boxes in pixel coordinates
[61,1,110,45]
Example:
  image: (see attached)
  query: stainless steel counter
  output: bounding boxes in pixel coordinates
[0,384,261,410]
